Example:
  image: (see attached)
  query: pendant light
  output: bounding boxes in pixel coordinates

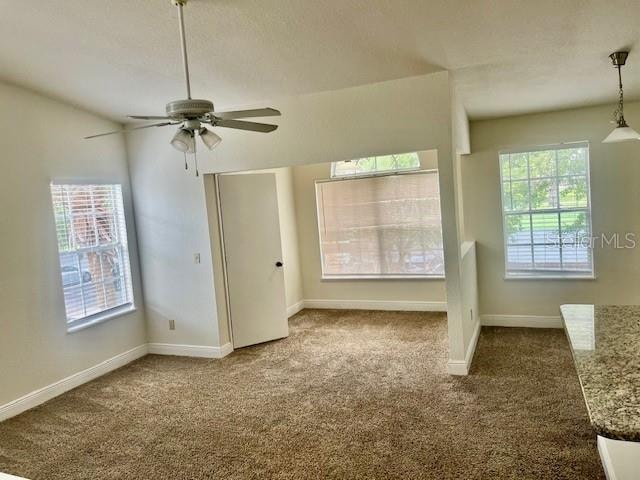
[603,51,640,143]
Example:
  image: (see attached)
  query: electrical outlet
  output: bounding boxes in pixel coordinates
[194,253,201,264]
[169,319,175,330]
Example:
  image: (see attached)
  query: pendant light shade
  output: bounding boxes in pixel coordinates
[603,125,640,143]
[199,127,222,150]
[170,128,194,152]
[603,51,639,143]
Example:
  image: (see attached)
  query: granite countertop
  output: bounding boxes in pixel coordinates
[560,304,640,442]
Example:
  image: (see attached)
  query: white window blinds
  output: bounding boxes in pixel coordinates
[316,171,445,278]
[50,184,134,325]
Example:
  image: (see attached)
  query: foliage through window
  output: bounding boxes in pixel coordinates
[51,184,134,327]
[499,143,593,277]
[316,170,444,278]
[331,152,421,177]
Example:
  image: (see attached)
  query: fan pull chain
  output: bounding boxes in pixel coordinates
[192,132,199,177]
[184,152,188,170]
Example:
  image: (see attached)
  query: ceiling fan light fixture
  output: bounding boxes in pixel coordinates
[170,128,194,152]
[199,127,222,150]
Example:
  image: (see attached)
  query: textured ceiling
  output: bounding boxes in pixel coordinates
[1,0,639,121]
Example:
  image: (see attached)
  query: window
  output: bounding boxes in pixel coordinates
[50,184,134,329]
[331,152,421,178]
[499,143,593,278]
[316,170,444,278]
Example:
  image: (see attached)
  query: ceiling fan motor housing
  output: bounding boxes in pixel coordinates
[166,99,214,118]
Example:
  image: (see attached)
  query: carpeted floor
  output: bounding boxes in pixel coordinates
[0,310,603,479]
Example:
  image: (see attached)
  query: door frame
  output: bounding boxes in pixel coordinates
[212,173,235,347]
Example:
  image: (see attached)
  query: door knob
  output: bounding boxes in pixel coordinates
[275,261,283,267]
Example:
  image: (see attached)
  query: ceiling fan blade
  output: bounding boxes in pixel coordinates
[128,115,172,120]
[215,108,281,120]
[84,122,176,139]
[215,119,278,133]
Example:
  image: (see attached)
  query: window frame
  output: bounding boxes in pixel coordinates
[330,152,421,178]
[315,168,445,280]
[498,142,595,280]
[50,180,136,332]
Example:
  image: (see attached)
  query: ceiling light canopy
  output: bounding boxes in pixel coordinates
[603,51,640,143]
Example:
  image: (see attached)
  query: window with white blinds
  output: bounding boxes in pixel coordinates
[316,171,445,278]
[499,143,593,278]
[50,184,134,327]
[331,152,421,178]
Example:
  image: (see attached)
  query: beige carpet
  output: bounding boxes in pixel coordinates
[0,310,603,479]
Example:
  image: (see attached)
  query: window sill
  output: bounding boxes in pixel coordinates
[322,275,445,281]
[67,304,136,334]
[504,274,596,281]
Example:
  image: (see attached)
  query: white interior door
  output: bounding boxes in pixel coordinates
[218,173,289,348]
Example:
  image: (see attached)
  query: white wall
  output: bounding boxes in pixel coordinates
[126,135,220,347]
[200,72,454,173]
[446,86,478,373]
[128,71,466,364]
[464,101,640,318]
[0,81,146,406]
[291,153,447,307]
[460,241,479,356]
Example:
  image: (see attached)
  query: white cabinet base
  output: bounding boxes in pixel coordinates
[598,435,640,480]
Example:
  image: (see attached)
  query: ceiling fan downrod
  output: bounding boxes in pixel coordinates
[173,0,191,99]
[84,0,281,157]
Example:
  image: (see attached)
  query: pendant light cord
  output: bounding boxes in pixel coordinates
[614,64,627,127]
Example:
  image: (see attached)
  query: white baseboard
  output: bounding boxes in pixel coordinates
[148,342,233,358]
[447,319,481,375]
[302,299,447,312]
[287,300,305,318]
[0,341,234,423]
[0,344,148,423]
[0,472,29,480]
[480,314,562,328]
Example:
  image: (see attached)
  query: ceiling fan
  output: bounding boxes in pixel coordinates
[85,0,280,174]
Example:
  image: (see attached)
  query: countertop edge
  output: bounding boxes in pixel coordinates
[560,304,640,443]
